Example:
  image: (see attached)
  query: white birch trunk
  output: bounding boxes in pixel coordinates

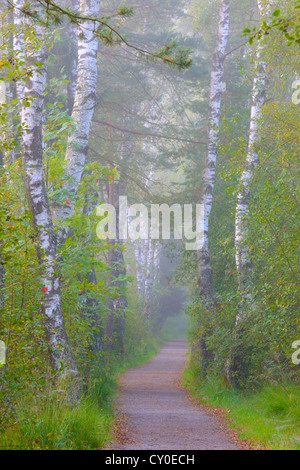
[152,240,162,317]
[144,238,154,322]
[13,0,25,102]
[54,0,101,242]
[128,208,146,304]
[223,1,272,386]
[67,0,79,113]
[144,165,155,322]
[235,0,270,306]
[82,180,104,352]
[197,0,230,302]
[20,5,76,375]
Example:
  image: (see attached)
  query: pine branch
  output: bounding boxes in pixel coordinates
[9,0,193,70]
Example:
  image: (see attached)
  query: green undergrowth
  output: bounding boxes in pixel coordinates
[0,383,115,450]
[183,359,300,450]
[0,330,170,450]
[0,313,186,450]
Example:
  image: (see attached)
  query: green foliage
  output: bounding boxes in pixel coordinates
[244,1,300,48]
[183,361,300,450]
[183,0,300,395]
[0,387,114,450]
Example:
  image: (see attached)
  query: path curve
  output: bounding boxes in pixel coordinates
[109,338,247,450]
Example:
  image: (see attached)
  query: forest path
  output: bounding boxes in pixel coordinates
[108,338,248,450]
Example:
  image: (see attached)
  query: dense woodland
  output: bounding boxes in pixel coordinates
[0,0,299,450]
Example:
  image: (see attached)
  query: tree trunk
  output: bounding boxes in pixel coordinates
[53,0,101,243]
[197,0,230,303]
[82,178,104,353]
[20,5,76,378]
[225,0,271,388]
[195,0,230,372]
[13,0,25,103]
[107,178,128,354]
[128,209,146,306]
[144,165,155,322]
[235,0,268,306]
[67,0,79,113]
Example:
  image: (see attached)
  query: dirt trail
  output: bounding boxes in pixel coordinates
[109,338,247,450]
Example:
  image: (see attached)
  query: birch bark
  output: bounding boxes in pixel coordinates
[67,0,79,113]
[13,0,25,102]
[144,165,155,322]
[223,0,272,387]
[106,136,132,352]
[152,240,162,318]
[234,0,269,306]
[197,0,230,303]
[20,4,76,375]
[54,0,101,242]
[82,181,104,353]
[106,179,128,353]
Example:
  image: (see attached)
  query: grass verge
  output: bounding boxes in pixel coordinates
[183,360,300,450]
[0,333,167,450]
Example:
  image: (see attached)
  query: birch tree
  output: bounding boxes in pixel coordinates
[197,0,230,303]
[82,182,104,354]
[23,0,101,372]
[54,0,101,242]
[144,165,155,323]
[106,179,128,353]
[223,0,272,387]
[106,135,133,352]
[234,0,270,308]
[20,4,76,376]
[13,0,25,103]
[66,0,79,113]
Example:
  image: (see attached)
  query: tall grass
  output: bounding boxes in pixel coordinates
[0,316,187,450]
[0,378,116,450]
[183,360,300,450]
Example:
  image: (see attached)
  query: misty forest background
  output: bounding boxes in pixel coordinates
[0,0,299,450]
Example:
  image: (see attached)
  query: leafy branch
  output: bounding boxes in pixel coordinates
[9,0,193,70]
[243,4,300,47]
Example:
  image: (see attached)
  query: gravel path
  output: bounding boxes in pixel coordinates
[108,338,248,450]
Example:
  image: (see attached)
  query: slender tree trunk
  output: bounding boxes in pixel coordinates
[144,238,154,322]
[20,5,76,377]
[67,0,79,113]
[197,0,230,303]
[195,0,230,371]
[235,0,268,308]
[85,268,104,353]
[224,0,271,388]
[106,134,132,352]
[128,208,145,305]
[13,0,25,103]
[107,178,128,354]
[82,181,104,353]
[152,240,162,319]
[144,165,155,322]
[53,0,101,243]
